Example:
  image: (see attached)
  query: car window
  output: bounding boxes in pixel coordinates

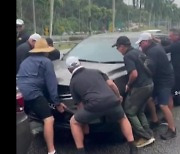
[64,35,138,63]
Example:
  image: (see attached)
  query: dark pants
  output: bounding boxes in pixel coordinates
[124,83,153,139]
[24,96,53,120]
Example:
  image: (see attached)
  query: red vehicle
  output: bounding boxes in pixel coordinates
[16,87,33,154]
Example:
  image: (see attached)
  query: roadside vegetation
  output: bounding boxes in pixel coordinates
[17,0,180,35]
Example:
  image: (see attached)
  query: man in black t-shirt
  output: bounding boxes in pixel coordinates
[46,37,60,61]
[16,19,30,47]
[153,28,180,106]
[16,33,41,74]
[164,29,180,105]
[113,36,155,148]
[136,32,176,140]
[66,56,138,154]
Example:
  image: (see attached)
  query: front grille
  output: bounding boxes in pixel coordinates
[58,85,72,100]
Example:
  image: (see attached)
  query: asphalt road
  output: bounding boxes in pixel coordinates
[27,106,180,154]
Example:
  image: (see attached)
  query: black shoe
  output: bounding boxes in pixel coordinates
[159,117,168,125]
[77,148,86,154]
[128,142,138,154]
[149,121,160,130]
[130,146,138,154]
[160,128,176,140]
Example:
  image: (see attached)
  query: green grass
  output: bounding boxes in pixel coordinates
[54,42,77,50]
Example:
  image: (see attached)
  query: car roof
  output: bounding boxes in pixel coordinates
[88,32,142,39]
[85,31,168,40]
[143,29,162,33]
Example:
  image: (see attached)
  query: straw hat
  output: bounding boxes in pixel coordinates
[29,38,55,53]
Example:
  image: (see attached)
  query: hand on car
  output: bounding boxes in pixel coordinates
[152,34,161,43]
[125,84,131,93]
[118,95,123,103]
[56,103,67,113]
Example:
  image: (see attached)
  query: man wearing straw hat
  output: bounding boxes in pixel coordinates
[16,38,66,154]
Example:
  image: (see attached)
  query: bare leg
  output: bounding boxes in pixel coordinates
[118,116,138,153]
[147,97,159,122]
[43,116,55,153]
[70,115,84,148]
[160,105,175,131]
[118,116,134,142]
[168,95,174,111]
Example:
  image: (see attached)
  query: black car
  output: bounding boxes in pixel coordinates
[25,32,174,134]
[53,32,147,131]
[26,32,138,134]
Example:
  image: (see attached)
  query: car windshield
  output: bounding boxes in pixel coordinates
[64,33,139,63]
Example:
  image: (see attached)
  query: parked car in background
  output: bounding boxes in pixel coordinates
[143,29,162,34]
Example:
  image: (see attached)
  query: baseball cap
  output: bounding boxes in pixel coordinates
[16,19,24,25]
[136,32,152,44]
[66,56,80,69]
[29,33,41,41]
[112,36,131,47]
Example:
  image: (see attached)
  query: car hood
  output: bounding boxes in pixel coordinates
[53,60,127,86]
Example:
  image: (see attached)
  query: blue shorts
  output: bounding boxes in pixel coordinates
[153,87,172,105]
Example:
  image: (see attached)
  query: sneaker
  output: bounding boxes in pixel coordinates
[159,117,168,125]
[160,128,176,140]
[77,148,86,154]
[130,146,138,154]
[128,142,138,154]
[135,137,155,148]
[149,121,160,130]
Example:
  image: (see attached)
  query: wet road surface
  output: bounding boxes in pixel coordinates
[28,106,180,154]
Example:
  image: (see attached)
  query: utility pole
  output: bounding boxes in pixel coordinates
[20,0,23,19]
[50,0,54,38]
[112,0,115,32]
[32,0,36,33]
[127,0,130,31]
[88,0,92,35]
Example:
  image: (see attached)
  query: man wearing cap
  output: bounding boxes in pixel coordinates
[66,56,138,154]
[153,28,180,105]
[16,19,30,47]
[136,32,176,140]
[46,37,60,61]
[16,33,41,74]
[165,29,180,105]
[16,38,66,154]
[113,36,155,148]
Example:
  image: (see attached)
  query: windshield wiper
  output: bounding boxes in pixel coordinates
[79,59,100,63]
[78,59,124,64]
[101,61,124,64]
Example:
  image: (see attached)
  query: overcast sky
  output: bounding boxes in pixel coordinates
[123,0,180,7]
[174,0,180,7]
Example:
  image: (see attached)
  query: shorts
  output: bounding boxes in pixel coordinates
[24,96,53,120]
[153,87,172,105]
[74,104,125,124]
